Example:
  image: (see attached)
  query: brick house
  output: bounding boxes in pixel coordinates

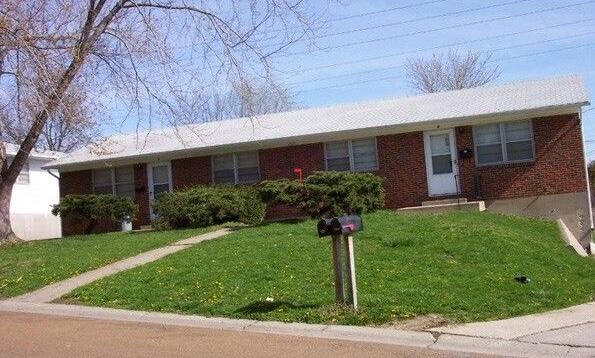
[45,75,592,248]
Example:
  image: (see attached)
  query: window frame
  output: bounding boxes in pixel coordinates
[473,120,535,167]
[92,166,135,198]
[324,137,379,172]
[211,151,261,185]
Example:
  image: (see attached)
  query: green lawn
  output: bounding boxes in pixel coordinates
[64,211,595,326]
[0,227,215,298]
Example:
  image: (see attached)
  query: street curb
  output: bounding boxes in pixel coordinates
[0,300,433,348]
[1,300,592,357]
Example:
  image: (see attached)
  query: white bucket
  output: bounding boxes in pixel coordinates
[121,220,133,232]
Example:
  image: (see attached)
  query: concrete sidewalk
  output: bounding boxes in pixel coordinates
[12,228,232,303]
[430,302,595,357]
[0,300,593,357]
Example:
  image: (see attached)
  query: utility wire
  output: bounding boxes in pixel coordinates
[326,0,450,23]
[286,31,595,86]
[310,0,533,40]
[283,17,595,75]
[295,42,595,93]
[280,0,595,57]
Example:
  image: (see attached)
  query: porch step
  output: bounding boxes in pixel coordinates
[398,201,485,214]
[422,198,468,206]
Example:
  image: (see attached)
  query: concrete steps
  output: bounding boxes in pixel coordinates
[398,198,485,214]
[421,198,468,206]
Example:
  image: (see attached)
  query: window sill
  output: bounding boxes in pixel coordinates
[475,159,535,169]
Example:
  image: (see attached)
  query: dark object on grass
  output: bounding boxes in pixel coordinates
[515,275,530,284]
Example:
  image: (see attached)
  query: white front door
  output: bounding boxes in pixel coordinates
[424,129,459,196]
[147,162,172,218]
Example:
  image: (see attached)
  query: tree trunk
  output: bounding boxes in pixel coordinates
[0,182,20,245]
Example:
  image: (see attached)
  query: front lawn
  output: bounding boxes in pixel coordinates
[65,211,595,325]
[0,227,215,298]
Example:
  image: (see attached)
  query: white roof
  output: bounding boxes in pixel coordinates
[46,75,589,171]
[4,143,64,161]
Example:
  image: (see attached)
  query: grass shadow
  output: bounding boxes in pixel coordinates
[234,300,317,314]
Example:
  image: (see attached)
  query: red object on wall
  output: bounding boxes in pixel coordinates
[293,167,303,182]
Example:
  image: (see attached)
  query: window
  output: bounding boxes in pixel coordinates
[114,166,135,199]
[16,162,30,185]
[93,166,135,198]
[325,138,378,172]
[93,169,113,194]
[150,165,171,198]
[474,120,534,165]
[212,151,260,184]
[429,134,453,174]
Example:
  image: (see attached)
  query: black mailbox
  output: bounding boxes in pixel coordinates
[317,215,363,237]
[317,218,335,237]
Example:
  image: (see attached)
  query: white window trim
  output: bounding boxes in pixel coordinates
[324,137,379,172]
[473,120,535,167]
[211,151,261,184]
[92,166,134,196]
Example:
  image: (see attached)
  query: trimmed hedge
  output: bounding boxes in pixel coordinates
[259,171,385,218]
[152,185,265,229]
[52,194,138,234]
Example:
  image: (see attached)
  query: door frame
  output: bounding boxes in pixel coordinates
[423,129,460,197]
[147,161,173,218]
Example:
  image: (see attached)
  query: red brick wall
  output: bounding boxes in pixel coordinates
[171,156,212,189]
[59,170,118,235]
[259,143,325,180]
[455,114,587,200]
[259,143,325,219]
[376,132,429,209]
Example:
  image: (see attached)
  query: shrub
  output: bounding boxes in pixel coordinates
[52,194,138,234]
[259,171,385,218]
[152,185,265,229]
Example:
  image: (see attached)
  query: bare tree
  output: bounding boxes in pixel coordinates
[2,82,101,152]
[203,78,296,121]
[406,50,501,93]
[0,0,327,244]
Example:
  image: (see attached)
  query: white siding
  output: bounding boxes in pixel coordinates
[9,157,61,240]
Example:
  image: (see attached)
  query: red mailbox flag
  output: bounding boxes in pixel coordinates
[293,167,303,182]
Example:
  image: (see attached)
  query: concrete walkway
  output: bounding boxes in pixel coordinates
[0,300,593,357]
[12,228,232,303]
[429,302,595,357]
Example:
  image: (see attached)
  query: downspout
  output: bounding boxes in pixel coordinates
[578,108,594,254]
[46,169,59,180]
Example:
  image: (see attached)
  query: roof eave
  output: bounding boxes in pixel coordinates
[44,103,587,172]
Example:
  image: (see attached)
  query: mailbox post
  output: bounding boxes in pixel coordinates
[317,215,362,309]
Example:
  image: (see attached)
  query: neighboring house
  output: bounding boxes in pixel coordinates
[45,75,592,248]
[5,143,63,240]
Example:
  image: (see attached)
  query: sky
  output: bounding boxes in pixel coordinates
[107,0,595,158]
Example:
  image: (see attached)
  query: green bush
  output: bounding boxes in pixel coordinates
[259,171,385,218]
[152,185,265,229]
[52,194,138,234]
